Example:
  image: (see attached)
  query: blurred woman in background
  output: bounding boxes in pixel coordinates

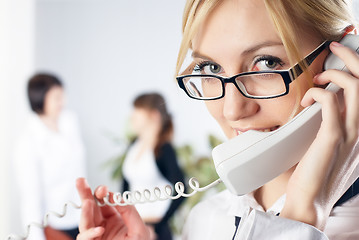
[121,92,185,240]
[14,73,86,240]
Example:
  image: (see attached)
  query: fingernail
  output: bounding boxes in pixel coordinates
[313,73,321,81]
[93,227,103,234]
[331,41,343,48]
[84,178,89,187]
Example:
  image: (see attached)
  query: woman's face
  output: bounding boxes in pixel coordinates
[192,0,327,139]
[43,86,64,119]
[131,107,155,135]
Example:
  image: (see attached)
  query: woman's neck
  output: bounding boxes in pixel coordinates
[39,115,59,132]
[138,123,161,147]
[254,166,296,211]
[133,132,158,162]
[138,130,158,148]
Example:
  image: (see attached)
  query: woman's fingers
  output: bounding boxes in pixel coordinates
[95,186,149,238]
[95,186,149,239]
[116,205,150,239]
[313,70,359,140]
[299,88,343,190]
[297,41,359,195]
[94,185,109,200]
[301,87,343,142]
[76,178,105,226]
[76,178,94,202]
[326,42,359,138]
[77,200,105,239]
[76,227,104,240]
[94,186,124,219]
[77,178,149,239]
[329,42,359,79]
[79,200,95,232]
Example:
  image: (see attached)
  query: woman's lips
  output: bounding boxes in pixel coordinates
[234,125,280,135]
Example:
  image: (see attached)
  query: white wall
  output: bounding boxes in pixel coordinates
[34,0,224,191]
[0,0,35,238]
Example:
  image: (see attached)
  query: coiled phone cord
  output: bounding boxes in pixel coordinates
[6,177,222,240]
[6,201,82,240]
[98,177,222,206]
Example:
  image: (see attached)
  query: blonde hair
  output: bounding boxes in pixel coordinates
[176,0,355,76]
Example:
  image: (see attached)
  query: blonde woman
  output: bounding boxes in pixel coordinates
[76,0,359,239]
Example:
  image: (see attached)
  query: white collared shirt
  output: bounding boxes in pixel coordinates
[183,190,359,240]
[13,110,86,240]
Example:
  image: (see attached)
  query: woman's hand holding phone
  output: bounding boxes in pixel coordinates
[281,42,359,230]
[76,178,150,240]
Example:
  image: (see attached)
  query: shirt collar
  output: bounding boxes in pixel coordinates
[226,191,286,217]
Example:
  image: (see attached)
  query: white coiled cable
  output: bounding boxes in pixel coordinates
[97,177,222,206]
[6,201,82,240]
[6,177,222,240]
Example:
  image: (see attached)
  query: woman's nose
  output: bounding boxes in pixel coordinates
[223,83,259,121]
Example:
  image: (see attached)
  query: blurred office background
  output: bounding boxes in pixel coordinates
[0,0,225,238]
[1,0,359,239]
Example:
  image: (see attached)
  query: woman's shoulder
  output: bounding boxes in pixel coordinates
[157,142,176,157]
[160,141,175,150]
[19,113,47,141]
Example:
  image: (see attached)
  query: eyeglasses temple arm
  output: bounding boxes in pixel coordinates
[289,41,331,80]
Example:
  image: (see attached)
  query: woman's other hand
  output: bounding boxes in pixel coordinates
[282,41,359,230]
[76,178,150,240]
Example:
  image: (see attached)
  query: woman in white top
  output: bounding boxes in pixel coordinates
[14,73,86,240]
[75,0,359,239]
[121,93,185,240]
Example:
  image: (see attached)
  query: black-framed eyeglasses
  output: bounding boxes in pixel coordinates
[176,41,331,100]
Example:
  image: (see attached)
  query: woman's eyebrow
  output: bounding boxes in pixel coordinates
[241,41,284,56]
[191,51,214,61]
[192,41,284,60]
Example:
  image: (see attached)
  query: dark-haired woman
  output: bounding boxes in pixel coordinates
[14,73,86,240]
[121,93,185,240]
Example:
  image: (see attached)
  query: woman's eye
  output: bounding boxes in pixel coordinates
[194,62,222,75]
[207,64,221,74]
[252,56,284,71]
[264,59,277,68]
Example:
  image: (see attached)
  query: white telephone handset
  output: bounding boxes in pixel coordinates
[212,34,359,196]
